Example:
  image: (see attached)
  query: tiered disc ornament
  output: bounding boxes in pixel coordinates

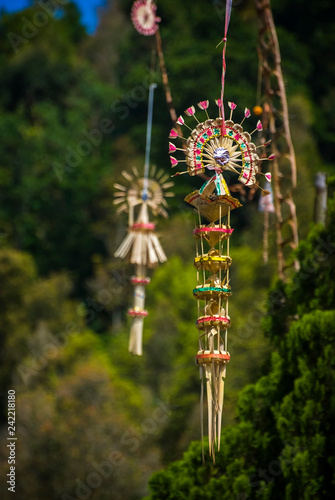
[131,0,161,36]
[169,100,273,458]
[114,167,174,356]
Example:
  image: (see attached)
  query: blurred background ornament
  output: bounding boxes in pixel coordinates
[114,84,173,355]
[131,0,160,36]
[258,180,275,263]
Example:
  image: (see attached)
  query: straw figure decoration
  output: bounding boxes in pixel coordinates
[169,0,274,460]
[114,84,174,356]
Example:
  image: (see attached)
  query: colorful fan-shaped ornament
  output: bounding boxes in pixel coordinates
[131,0,161,36]
[169,99,266,189]
[169,99,273,460]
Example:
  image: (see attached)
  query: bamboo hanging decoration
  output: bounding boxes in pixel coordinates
[169,0,274,459]
[114,84,174,355]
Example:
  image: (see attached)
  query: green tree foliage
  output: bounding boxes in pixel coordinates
[1,329,166,500]
[0,246,85,418]
[0,2,118,286]
[271,0,335,160]
[145,196,335,498]
[0,248,36,402]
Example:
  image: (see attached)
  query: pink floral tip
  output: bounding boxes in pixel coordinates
[185,106,196,117]
[198,100,209,110]
[228,102,237,110]
[170,156,178,167]
[265,172,272,182]
[244,108,251,118]
[215,99,223,107]
[256,120,263,131]
[264,139,272,146]
[268,154,275,160]
[176,115,185,125]
[169,142,176,153]
[169,128,178,139]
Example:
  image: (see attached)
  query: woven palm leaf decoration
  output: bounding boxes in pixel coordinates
[168,0,274,460]
[114,84,174,356]
[114,167,173,355]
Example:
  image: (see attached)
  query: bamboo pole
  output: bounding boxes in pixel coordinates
[255,0,299,278]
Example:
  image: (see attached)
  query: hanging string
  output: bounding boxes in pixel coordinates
[142,10,157,200]
[142,83,157,201]
[150,40,157,85]
[220,0,233,136]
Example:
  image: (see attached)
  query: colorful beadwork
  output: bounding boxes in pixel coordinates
[169,102,261,188]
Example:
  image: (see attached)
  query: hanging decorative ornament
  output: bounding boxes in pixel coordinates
[258,179,275,263]
[114,168,173,355]
[114,84,174,355]
[258,180,275,213]
[169,0,274,461]
[131,0,161,36]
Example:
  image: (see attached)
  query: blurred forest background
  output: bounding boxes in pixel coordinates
[0,0,335,498]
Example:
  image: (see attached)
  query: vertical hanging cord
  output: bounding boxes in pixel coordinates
[142,83,157,201]
[220,0,233,135]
